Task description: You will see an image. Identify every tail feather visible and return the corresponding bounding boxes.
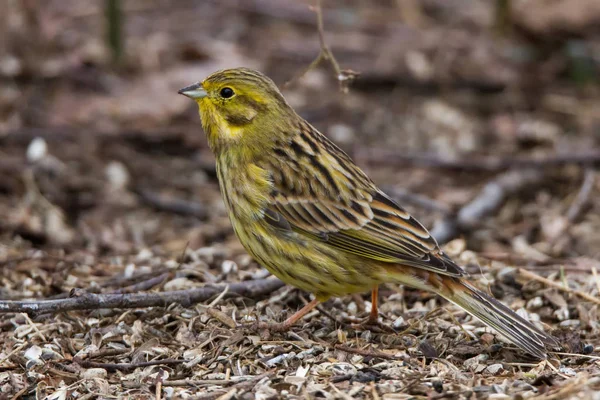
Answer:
[441,280,560,359]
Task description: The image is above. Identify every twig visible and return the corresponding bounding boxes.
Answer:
[592,268,600,298]
[357,149,600,172]
[208,285,229,308]
[84,348,130,359]
[111,272,171,294]
[136,188,207,220]
[0,278,285,315]
[383,186,451,214]
[162,376,262,387]
[74,357,183,372]
[335,344,404,361]
[22,313,46,341]
[518,268,600,305]
[566,168,596,222]
[10,385,31,400]
[192,372,273,400]
[285,0,358,91]
[431,169,546,243]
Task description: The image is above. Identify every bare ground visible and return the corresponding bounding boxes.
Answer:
[1,1,600,398]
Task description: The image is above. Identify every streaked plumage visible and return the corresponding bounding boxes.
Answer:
[179,68,560,359]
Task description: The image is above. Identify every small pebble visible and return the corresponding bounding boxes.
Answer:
[485,364,504,375]
[526,297,543,310]
[81,368,108,380]
[27,138,47,162]
[105,161,130,190]
[583,344,594,354]
[24,345,42,361]
[392,316,405,329]
[135,248,153,262]
[558,366,577,376]
[221,260,237,275]
[559,319,580,328]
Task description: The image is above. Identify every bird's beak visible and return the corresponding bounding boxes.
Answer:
[178,82,207,100]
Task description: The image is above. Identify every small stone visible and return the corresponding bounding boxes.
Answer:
[485,363,504,375]
[24,345,43,361]
[221,260,237,275]
[480,332,495,346]
[554,307,570,321]
[392,316,405,329]
[26,138,47,163]
[497,267,517,283]
[105,161,130,190]
[559,319,581,328]
[41,348,62,360]
[346,302,357,315]
[81,368,108,379]
[164,277,197,291]
[559,366,576,376]
[527,297,543,310]
[135,248,153,262]
[465,354,488,371]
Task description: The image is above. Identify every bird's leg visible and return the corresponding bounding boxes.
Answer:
[260,298,320,332]
[345,286,393,333]
[368,286,379,324]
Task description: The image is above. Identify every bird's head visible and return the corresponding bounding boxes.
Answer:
[179,68,294,153]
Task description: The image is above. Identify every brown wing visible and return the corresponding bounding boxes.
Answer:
[263,121,465,277]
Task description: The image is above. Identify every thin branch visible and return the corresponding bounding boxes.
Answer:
[314,0,342,77]
[335,344,405,361]
[383,186,451,214]
[566,168,596,222]
[518,268,600,306]
[111,272,171,294]
[0,278,285,315]
[135,188,207,220]
[192,372,274,400]
[431,169,546,244]
[74,357,183,372]
[357,149,600,172]
[285,0,358,91]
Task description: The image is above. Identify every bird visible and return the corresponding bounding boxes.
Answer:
[178,67,559,359]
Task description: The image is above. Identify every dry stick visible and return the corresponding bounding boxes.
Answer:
[565,168,596,222]
[431,168,546,244]
[548,168,596,247]
[162,376,266,388]
[135,188,207,220]
[383,186,451,214]
[518,268,600,306]
[335,344,405,361]
[358,148,600,172]
[74,357,184,372]
[0,278,285,315]
[284,0,357,91]
[192,372,273,400]
[112,272,171,294]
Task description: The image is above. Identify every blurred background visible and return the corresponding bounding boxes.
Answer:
[1,0,598,259]
[1,0,600,397]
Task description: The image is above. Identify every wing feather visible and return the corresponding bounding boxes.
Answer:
[263,121,465,277]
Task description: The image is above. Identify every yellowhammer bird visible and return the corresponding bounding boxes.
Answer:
[179,67,559,358]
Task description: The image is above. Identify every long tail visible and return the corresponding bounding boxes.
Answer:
[440,279,560,359]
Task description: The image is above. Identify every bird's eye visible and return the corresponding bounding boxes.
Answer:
[220,87,235,98]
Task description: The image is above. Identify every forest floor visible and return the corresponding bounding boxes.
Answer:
[1,1,600,398]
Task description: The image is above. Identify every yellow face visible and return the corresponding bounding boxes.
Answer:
[179,68,292,150]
